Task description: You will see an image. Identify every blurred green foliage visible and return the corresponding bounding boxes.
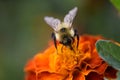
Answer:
[0,0,120,80]
[111,0,120,11]
[96,40,120,70]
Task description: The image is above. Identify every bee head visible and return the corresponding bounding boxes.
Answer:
[60,28,67,33]
[59,27,71,38]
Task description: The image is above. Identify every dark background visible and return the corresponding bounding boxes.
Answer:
[0,0,120,80]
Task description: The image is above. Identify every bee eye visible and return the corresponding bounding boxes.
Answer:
[60,28,66,32]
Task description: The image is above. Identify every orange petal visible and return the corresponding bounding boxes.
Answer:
[86,72,104,80]
[72,70,85,80]
[24,45,56,73]
[24,35,118,80]
[104,66,118,79]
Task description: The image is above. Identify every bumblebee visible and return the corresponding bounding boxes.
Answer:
[44,7,79,50]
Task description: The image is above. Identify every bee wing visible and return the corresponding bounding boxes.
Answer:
[64,7,78,27]
[44,16,61,31]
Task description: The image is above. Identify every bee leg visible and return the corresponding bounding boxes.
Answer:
[61,46,64,53]
[51,32,57,49]
[69,45,73,50]
[69,45,75,53]
[76,34,79,48]
[74,29,79,48]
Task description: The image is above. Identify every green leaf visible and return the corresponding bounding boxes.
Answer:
[96,40,120,70]
[111,0,120,11]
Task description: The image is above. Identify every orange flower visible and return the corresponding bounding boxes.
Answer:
[24,35,117,80]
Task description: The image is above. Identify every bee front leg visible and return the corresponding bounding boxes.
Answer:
[76,34,79,48]
[74,29,79,48]
[51,32,57,49]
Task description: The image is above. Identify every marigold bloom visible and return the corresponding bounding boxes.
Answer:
[24,35,117,80]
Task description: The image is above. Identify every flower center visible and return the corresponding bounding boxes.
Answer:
[55,38,83,74]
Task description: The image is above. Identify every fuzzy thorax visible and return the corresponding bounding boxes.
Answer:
[55,22,75,42]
